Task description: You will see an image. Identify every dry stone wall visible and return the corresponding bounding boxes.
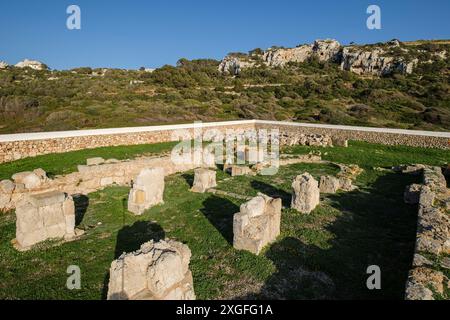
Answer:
[1,120,448,165]
[404,165,450,300]
[256,122,450,149]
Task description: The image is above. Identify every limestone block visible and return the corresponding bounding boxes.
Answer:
[233,194,281,255]
[319,176,340,194]
[0,180,15,211]
[86,157,105,166]
[15,191,75,250]
[230,165,254,177]
[332,137,348,147]
[404,184,422,204]
[128,168,165,215]
[338,177,356,191]
[12,171,42,189]
[190,169,217,193]
[291,173,320,214]
[107,240,195,300]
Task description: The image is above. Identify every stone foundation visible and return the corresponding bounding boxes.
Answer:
[404,165,450,300]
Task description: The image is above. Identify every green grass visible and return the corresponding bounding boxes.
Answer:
[0,141,448,299]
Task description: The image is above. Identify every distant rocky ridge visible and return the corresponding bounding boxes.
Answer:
[218,39,439,76]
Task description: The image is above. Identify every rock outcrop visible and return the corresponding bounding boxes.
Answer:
[14,191,75,250]
[291,173,320,214]
[107,240,196,300]
[15,59,47,70]
[340,46,418,76]
[0,61,8,69]
[219,39,430,76]
[233,193,281,255]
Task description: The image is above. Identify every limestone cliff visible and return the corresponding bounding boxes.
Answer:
[219,39,442,76]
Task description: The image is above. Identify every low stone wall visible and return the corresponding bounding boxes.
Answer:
[256,121,450,149]
[404,166,450,300]
[1,120,449,164]
[0,121,255,163]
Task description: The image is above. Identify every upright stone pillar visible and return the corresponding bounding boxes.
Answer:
[128,168,165,215]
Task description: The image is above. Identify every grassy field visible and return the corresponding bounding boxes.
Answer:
[0,141,448,299]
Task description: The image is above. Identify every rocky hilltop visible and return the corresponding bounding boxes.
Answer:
[219,39,444,76]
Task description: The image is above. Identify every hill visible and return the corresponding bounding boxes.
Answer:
[0,39,449,134]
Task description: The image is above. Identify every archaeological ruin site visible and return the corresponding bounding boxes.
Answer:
[0,120,449,300]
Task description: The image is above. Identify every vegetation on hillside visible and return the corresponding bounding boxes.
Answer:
[0,41,449,134]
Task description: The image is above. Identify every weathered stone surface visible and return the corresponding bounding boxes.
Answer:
[12,171,43,189]
[86,157,105,166]
[107,239,195,300]
[319,176,340,194]
[280,133,332,147]
[233,194,281,255]
[341,46,418,76]
[412,254,433,267]
[15,191,75,250]
[0,179,15,194]
[423,166,447,193]
[332,137,348,147]
[190,169,217,193]
[404,184,422,204]
[405,282,434,300]
[128,168,165,215]
[405,164,450,299]
[291,173,320,214]
[230,165,254,177]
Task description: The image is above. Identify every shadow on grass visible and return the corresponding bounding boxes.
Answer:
[200,195,239,245]
[114,221,165,259]
[181,173,194,188]
[250,180,291,207]
[234,172,419,300]
[101,221,166,299]
[73,194,89,226]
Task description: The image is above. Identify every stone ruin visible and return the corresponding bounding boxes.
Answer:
[233,193,281,255]
[14,191,75,250]
[319,176,340,194]
[279,132,333,147]
[128,168,165,215]
[404,165,450,300]
[190,168,217,193]
[107,239,195,300]
[0,153,198,213]
[291,173,320,214]
[318,164,363,194]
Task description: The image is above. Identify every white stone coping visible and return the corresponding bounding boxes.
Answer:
[0,120,255,142]
[0,119,449,143]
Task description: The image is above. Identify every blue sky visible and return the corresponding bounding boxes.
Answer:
[0,0,449,70]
